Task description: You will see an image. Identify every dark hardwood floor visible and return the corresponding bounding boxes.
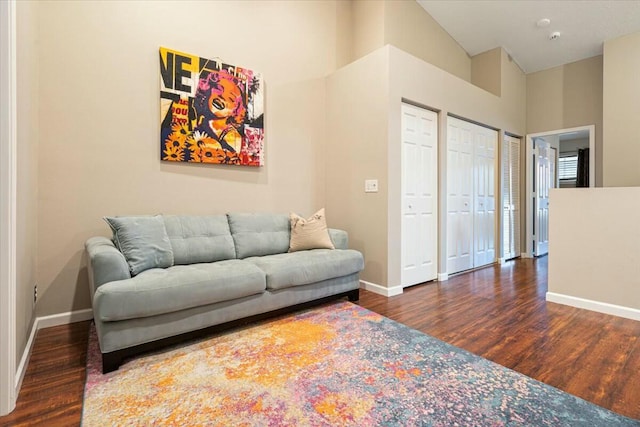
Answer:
[0,319,90,427]
[1,256,639,425]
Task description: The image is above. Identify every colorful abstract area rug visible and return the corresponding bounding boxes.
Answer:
[82,302,639,426]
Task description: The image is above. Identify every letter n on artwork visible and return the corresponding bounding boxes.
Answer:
[159,47,265,166]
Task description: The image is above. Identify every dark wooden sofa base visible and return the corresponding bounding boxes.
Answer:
[101,288,359,374]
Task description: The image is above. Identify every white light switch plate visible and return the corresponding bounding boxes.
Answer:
[365,179,379,193]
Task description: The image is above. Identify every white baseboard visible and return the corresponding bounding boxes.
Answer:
[14,319,37,392]
[36,308,93,330]
[521,252,533,259]
[437,273,448,281]
[546,292,640,321]
[360,280,403,297]
[14,308,94,394]
[498,257,506,264]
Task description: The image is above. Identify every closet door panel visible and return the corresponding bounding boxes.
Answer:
[473,126,497,268]
[401,103,438,287]
[511,138,520,258]
[535,139,551,256]
[447,116,497,274]
[446,117,473,274]
[502,135,521,260]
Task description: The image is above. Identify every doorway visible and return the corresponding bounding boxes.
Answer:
[524,125,595,257]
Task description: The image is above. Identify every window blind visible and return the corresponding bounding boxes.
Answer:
[558,155,578,180]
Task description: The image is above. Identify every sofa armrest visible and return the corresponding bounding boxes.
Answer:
[328,228,349,250]
[85,236,131,297]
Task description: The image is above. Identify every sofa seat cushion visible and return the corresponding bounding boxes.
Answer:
[245,249,364,290]
[94,260,266,322]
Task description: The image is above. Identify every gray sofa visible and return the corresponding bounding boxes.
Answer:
[86,213,364,373]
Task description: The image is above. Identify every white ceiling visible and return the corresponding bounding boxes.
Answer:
[417,0,640,74]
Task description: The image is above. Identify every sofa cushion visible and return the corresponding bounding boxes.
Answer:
[227,213,290,259]
[245,249,364,290]
[288,208,335,252]
[163,215,236,264]
[328,229,348,250]
[104,215,174,276]
[94,260,266,321]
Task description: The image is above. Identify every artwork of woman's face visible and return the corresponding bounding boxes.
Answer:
[207,76,243,120]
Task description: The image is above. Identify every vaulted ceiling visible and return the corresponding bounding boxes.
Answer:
[417,0,640,73]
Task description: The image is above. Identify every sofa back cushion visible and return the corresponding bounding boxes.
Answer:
[163,215,236,264]
[104,215,174,276]
[227,213,290,259]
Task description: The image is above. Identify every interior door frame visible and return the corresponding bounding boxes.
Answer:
[0,0,17,416]
[524,125,595,258]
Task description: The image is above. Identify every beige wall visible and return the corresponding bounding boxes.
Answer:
[526,66,564,134]
[383,0,470,82]
[35,0,342,316]
[471,48,501,96]
[548,187,640,313]
[526,56,603,187]
[351,1,470,82]
[336,0,354,69]
[603,32,640,187]
[501,50,527,127]
[564,56,603,188]
[352,0,384,61]
[16,0,38,362]
[326,45,525,289]
[326,49,390,287]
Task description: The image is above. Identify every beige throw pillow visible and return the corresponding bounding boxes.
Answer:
[288,208,335,252]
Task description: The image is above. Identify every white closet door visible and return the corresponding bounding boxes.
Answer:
[535,139,551,256]
[446,117,473,274]
[447,116,497,274]
[511,138,521,259]
[502,137,512,259]
[502,135,520,260]
[401,103,438,287]
[473,126,497,267]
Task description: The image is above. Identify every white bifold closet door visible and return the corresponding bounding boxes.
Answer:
[502,135,521,260]
[446,118,473,273]
[447,116,497,275]
[400,103,438,287]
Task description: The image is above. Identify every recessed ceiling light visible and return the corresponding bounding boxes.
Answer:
[536,18,551,28]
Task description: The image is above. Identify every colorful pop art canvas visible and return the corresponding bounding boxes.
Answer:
[159,47,264,166]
